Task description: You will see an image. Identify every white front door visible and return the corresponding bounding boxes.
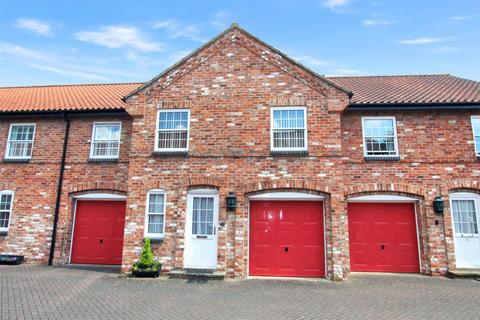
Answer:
[183,189,219,269]
[450,193,480,268]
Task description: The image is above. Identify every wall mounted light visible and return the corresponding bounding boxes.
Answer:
[433,196,444,214]
[226,192,237,211]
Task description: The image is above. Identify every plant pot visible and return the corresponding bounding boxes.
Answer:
[132,267,161,278]
[0,255,24,265]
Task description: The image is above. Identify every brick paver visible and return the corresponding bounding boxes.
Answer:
[1,265,479,320]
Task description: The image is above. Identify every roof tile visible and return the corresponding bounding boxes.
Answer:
[328,74,480,105]
[0,83,141,112]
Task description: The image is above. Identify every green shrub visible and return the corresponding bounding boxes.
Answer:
[132,238,161,272]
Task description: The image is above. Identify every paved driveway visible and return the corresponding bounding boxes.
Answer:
[1,265,479,320]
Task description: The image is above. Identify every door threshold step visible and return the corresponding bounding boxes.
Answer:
[168,270,226,280]
[447,269,480,278]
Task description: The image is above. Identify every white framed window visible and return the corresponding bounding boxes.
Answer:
[0,190,14,233]
[144,190,166,239]
[270,107,307,151]
[450,193,480,236]
[362,116,399,157]
[155,110,190,152]
[471,116,480,157]
[5,124,35,160]
[89,122,121,159]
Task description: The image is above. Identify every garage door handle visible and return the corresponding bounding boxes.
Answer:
[380,244,384,250]
[284,247,288,252]
[99,239,103,244]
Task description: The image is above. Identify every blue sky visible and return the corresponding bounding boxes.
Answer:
[1,0,479,86]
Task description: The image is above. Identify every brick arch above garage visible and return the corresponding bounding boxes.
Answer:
[66,181,128,195]
[242,179,334,195]
[345,183,426,200]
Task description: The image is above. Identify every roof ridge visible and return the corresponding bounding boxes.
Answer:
[0,82,143,89]
[327,74,451,79]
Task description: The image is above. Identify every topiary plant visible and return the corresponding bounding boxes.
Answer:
[132,238,161,275]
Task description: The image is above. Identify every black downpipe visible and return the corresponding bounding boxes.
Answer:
[48,113,70,265]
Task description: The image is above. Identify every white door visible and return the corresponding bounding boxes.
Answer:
[450,193,480,268]
[183,189,219,269]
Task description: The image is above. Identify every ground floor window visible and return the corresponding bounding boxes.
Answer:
[0,190,14,233]
[144,190,166,239]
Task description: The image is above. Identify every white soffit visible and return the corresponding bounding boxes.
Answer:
[249,192,324,201]
[74,193,127,200]
[348,195,417,202]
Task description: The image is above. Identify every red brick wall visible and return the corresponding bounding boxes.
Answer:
[2,27,479,281]
[121,28,351,279]
[0,117,64,263]
[0,115,131,264]
[342,110,480,275]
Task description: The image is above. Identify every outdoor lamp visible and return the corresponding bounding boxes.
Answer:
[433,196,444,214]
[226,192,237,210]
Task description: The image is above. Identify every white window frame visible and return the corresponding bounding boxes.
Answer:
[155,109,190,152]
[270,106,308,152]
[471,116,480,157]
[361,116,399,158]
[89,121,122,160]
[0,190,14,233]
[449,192,480,237]
[5,123,36,160]
[144,189,167,239]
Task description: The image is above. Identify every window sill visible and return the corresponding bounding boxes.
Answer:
[270,150,309,156]
[145,236,164,243]
[364,156,400,161]
[88,158,119,163]
[2,158,30,163]
[152,151,189,157]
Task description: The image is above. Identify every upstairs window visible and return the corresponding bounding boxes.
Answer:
[6,124,35,160]
[0,190,14,233]
[156,110,190,152]
[145,190,166,239]
[271,107,307,151]
[90,122,121,159]
[471,116,480,157]
[362,117,399,157]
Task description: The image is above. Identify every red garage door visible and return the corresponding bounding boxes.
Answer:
[348,202,419,273]
[249,201,325,277]
[71,200,126,265]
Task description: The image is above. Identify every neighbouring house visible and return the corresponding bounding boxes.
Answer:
[1,24,480,280]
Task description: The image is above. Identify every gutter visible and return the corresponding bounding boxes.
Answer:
[0,109,128,118]
[48,113,70,266]
[346,102,480,111]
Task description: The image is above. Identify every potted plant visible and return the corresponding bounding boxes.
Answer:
[131,238,162,278]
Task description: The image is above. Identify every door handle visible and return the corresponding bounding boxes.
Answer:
[380,244,385,250]
[99,239,103,244]
[284,247,288,252]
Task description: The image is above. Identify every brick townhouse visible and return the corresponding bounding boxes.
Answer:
[1,24,479,280]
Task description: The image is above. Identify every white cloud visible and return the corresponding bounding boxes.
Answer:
[450,15,476,21]
[75,25,164,52]
[212,11,231,29]
[0,43,51,60]
[323,0,351,9]
[362,19,395,26]
[293,55,329,67]
[15,18,53,37]
[152,19,203,41]
[30,64,109,80]
[399,37,444,45]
